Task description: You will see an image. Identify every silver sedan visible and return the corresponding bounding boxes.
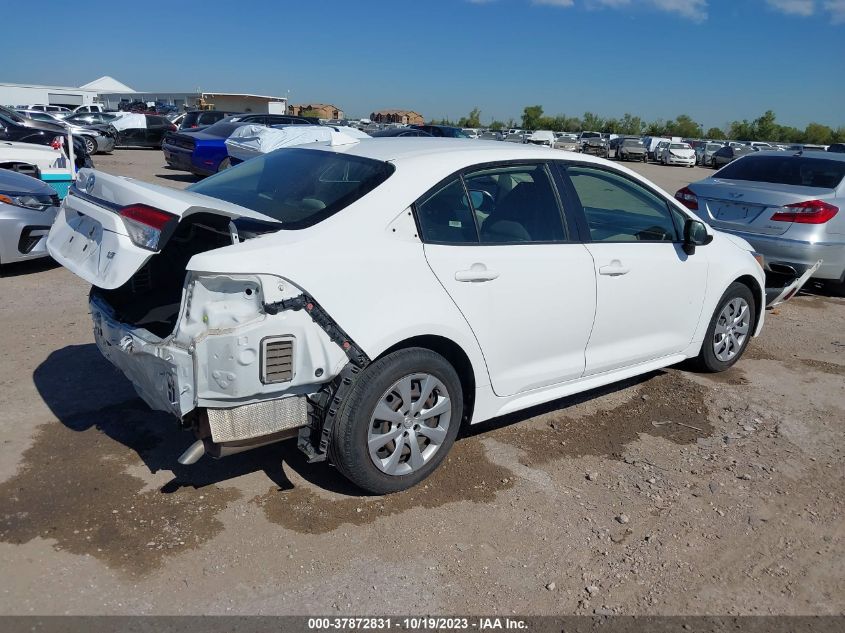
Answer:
[0,169,59,265]
[677,151,845,293]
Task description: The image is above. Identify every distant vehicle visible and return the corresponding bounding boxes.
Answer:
[503,132,526,143]
[370,128,433,137]
[25,104,70,113]
[72,104,107,114]
[710,145,756,168]
[659,142,696,167]
[643,136,671,160]
[653,140,670,161]
[829,143,845,153]
[0,168,59,265]
[462,128,480,139]
[16,110,116,154]
[179,110,242,130]
[680,151,845,294]
[163,121,256,176]
[411,125,470,138]
[552,135,578,151]
[744,141,778,151]
[62,112,120,126]
[578,131,608,157]
[0,106,91,170]
[696,142,725,167]
[524,130,555,147]
[230,114,315,127]
[611,137,647,162]
[478,130,503,141]
[113,114,176,149]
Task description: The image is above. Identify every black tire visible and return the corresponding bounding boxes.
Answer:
[823,277,845,297]
[329,348,463,494]
[694,282,756,373]
[82,136,97,155]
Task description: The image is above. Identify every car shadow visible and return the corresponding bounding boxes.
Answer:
[33,344,667,499]
[0,257,60,277]
[155,173,201,184]
[32,343,366,496]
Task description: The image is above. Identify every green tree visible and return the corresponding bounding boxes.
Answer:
[458,107,482,128]
[645,120,666,136]
[522,105,544,130]
[582,111,604,132]
[754,110,778,141]
[666,114,702,138]
[706,127,726,140]
[489,120,505,130]
[803,122,834,145]
[619,113,645,135]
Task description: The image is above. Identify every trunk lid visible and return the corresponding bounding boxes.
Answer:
[47,168,279,289]
[689,178,837,236]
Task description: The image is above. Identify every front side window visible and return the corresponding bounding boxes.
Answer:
[464,164,566,243]
[565,166,679,242]
[187,148,394,229]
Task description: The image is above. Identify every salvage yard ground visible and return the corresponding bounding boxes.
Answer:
[0,149,842,615]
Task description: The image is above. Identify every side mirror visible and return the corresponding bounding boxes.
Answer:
[683,218,712,255]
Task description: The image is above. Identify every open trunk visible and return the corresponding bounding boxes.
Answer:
[47,169,281,338]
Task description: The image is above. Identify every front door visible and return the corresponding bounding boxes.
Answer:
[559,164,708,376]
[418,162,596,397]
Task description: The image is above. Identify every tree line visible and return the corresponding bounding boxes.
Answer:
[429,106,845,145]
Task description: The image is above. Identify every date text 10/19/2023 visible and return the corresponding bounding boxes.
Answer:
[307,617,529,630]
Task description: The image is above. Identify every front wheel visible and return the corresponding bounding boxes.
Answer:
[329,348,463,494]
[694,282,755,372]
[82,136,97,155]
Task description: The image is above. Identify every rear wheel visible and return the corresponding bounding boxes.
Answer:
[695,282,755,372]
[329,348,463,494]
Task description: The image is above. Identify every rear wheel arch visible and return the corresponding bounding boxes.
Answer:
[376,335,476,426]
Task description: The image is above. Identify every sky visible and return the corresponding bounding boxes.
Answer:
[2,0,843,130]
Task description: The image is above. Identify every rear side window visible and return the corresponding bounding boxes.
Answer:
[464,164,566,243]
[187,148,394,229]
[565,166,679,242]
[416,179,478,244]
[716,155,845,188]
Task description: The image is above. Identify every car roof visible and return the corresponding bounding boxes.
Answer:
[303,138,609,167]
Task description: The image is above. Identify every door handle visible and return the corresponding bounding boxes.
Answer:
[598,260,630,276]
[455,263,499,283]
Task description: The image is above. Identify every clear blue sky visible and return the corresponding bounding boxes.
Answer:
[3,0,843,129]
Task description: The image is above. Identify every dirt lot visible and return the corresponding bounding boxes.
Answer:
[0,149,843,615]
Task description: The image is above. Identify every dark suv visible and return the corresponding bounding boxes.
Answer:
[179,110,242,130]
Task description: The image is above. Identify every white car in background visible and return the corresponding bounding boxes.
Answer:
[47,139,765,494]
[524,130,555,146]
[660,142,696,167]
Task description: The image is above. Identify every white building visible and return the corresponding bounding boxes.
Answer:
[1,76,287,114]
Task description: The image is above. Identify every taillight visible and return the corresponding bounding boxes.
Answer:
[675,186,698,210]
[119,204,178,251]
[770,200,838,224]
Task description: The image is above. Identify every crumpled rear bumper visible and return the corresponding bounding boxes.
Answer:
[90,293,195,418]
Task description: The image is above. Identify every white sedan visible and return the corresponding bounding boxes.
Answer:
[660,142,696,167]
[47,139,765,493]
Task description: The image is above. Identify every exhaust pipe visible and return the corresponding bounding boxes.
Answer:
[177,428,299,465]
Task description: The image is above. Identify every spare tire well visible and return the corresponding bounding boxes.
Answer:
[378,335,475,426]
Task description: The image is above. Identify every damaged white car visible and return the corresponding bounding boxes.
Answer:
[47,139,766,493]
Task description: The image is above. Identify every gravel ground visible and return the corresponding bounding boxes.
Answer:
[0,149,842,615]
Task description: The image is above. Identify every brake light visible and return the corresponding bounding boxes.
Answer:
[770,200,838,224]
[674,186,698,210]
[119,204,177,251]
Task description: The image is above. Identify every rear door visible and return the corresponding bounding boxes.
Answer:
[558,163,708,375]
[418,162,596,397]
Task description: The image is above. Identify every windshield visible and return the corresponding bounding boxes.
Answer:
[0,105,25,122]
[581,132,600,139]
[187,148,395,229]
[622,139,643,147]
[200,122,244,137]
[715,155,845,188]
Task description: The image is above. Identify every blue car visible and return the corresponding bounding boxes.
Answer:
[162,114,318,177]
[162,121,247,176]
